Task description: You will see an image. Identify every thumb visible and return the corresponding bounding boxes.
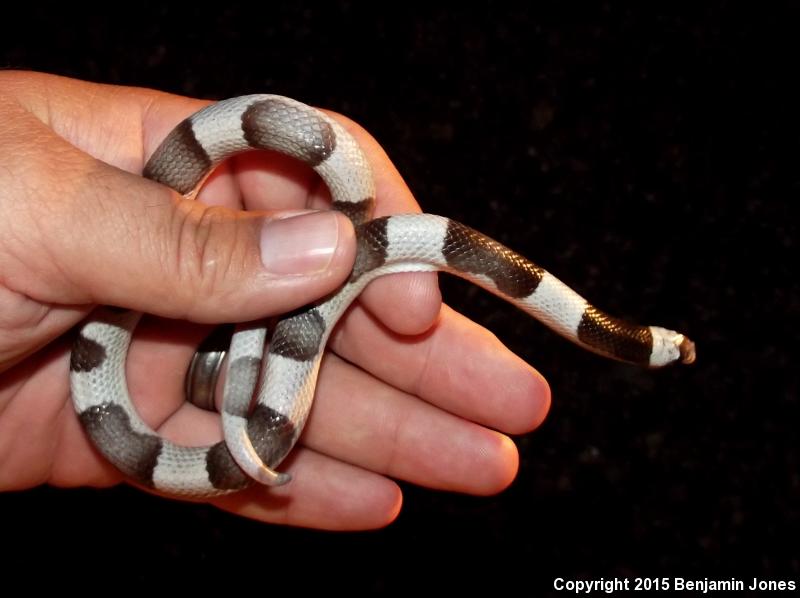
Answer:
[36,157,357,323]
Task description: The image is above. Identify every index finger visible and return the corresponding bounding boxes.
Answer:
[223,106,444,336]
[324,110,443,336]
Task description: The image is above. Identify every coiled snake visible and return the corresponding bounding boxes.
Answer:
[69,95,695,497]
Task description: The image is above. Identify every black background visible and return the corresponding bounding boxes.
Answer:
[2,3,797,593]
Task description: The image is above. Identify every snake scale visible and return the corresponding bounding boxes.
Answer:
[69,95,695,497]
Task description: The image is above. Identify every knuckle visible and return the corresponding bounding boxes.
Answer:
[170,202,248,316]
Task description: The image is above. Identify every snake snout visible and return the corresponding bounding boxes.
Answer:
[678,335,696,365]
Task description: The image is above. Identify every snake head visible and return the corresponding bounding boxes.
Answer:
[649,327,697,367]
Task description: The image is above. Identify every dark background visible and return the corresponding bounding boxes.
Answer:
[2,3,797,593]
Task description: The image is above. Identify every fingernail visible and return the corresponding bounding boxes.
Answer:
[260,211,342,275]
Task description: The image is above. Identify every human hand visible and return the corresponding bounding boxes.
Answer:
[0,71,550,529]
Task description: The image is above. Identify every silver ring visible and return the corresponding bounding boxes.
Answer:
[184,325,233,411]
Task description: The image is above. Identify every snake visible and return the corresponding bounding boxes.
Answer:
[69,94,696,497]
